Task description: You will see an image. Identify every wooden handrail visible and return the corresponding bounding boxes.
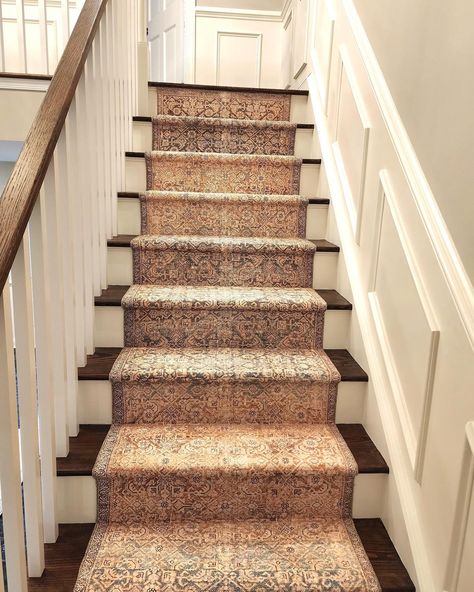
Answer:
[0,0,109,292]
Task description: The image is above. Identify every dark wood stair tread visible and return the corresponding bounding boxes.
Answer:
[326,349,368,382]
[95,285,351,311]
[148,81,309,96]
[79,347,366,382]
[117,191,329,204]
[108,235,338,251]
[26,519,415,591]
[56,423,388,476]
[125,151,320,164]
[132,115,314,130]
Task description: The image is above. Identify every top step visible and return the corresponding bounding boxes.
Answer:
[149,81,309,96]
[151,82,305,122]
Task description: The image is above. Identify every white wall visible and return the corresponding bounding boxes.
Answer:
[0,161,14,192]
[194,4,283,87]
[196,0,284,9]
[309,1,474,589]
[353,0,474,283]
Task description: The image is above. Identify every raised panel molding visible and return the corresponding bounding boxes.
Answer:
[311,0,335,114]
[216,31,262,87]
[444,422,474,591]
[369,170,440,482]
[332,45,370,243]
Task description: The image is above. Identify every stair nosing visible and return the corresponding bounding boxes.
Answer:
[56,422,388,477]
[95,285,352,311]
[117,191,329,204]
[78,347,367,383]
[132,115,314,130]
[125,150,320,165]
[107,234,338,251]
[148,81,309,96]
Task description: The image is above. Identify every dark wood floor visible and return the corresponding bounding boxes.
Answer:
[26,520,415,591]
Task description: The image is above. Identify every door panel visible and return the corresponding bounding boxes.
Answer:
[148,0,184,82]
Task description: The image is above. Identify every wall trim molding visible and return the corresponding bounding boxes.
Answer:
[443,421,474,592]
[343,0,474,350]
[195,6,283,22]
[215,31,262,87]
[0,77,50,92]
[308,62,434,591]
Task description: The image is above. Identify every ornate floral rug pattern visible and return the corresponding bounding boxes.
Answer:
[74,86,381,591]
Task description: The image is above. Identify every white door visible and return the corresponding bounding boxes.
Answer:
[148,0,185,82]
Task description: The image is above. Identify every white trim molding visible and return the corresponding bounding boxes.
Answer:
[0,76,50,92]
[195,7,282,22]
[342,0,474,349]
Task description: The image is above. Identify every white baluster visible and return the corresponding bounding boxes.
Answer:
[106,2,119,236]
[115,0,126,190]
[61,0,70,53]
[11,232,45,578]
[15,0,27,72]
[65,102,87,367]
[29,198,59,545]
[54,130,79,437]
[0,2,6,72]
[41,166,69,457]
[84,55,103,294]
[0,285,28,591]
[98,16,113,240]
[75,76,95,354]
[38,0,49,74]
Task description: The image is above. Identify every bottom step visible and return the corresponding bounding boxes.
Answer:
[27,520,415,592]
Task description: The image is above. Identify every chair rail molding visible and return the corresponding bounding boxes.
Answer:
[307,0,474,589]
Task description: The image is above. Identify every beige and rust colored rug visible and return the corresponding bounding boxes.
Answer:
[74,86,381,591]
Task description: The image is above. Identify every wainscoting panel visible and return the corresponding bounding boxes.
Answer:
[332,46,370,242]
[369,173,439,475]
[312,0,335,113]
[216,32,262,87]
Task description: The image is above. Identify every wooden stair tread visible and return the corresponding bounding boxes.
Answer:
[26,519,415,591]
[95,285,351,310]
[125,150,321,164]
[326,349,368,382]
[117,191,329,204]
[132,115,314,130]
[79,347,366,382]
[56,423,388,477]
[107,234,339,251]
[148,81,309,96]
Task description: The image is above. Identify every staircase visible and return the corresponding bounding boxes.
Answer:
[24,83,413,592]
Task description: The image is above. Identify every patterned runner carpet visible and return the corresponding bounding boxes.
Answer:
[74,87,381,591]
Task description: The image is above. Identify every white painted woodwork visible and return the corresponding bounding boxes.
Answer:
[291,0,309,79]
[29,199,59,545]
[124,155,320,197]
[308,0,474,586]
[306,204,328,239]
[11,234,45,577]
[148,0,184,83]
[0,287,28,591]
[57,472,385,524]
[106,244,338,289]
[42,165,69,458]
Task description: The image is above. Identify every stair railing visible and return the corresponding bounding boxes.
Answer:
[0,0,146,588]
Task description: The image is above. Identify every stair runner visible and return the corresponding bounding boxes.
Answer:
[75,87,381,591]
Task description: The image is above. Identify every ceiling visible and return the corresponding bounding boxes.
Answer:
[195,0,285,11]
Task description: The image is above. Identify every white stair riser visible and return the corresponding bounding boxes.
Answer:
[107,246,338,290]
[147,90,312,124]
[125,157,320,198]
[78,378,367,425]
[117,198,328,240]
[132,121,319,160]
[57,472,384,523]
[94,306,350,350]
